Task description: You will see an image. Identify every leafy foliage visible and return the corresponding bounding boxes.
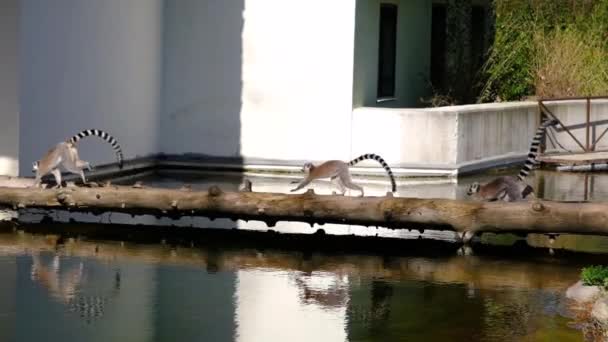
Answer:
[479,0,608,102]
[581,265,608,288]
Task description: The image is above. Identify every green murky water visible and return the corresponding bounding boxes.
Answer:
[0,232,593,342]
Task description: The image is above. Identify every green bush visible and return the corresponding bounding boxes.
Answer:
[479,0,608,102]
[581,265,608,288]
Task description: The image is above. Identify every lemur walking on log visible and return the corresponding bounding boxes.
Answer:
[467,117,558,202]
[32,129,124,188]
[290,153,396,197]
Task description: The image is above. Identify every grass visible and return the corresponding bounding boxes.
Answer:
[533,29,608,99]
[581,265,608,288]
[479,0,608,102]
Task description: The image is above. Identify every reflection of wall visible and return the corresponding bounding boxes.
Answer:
[0,0,19,176]
[155,265,236,341]
[236,270,348,342]
[0,253,16,341]
[536,170,608,202]
[19,0,163,176]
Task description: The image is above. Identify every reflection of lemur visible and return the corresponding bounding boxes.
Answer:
[293,273,348,308]
[290,154,396,196]
[467,118,558,202]
[32,129,124,188]
[30,254,121,323]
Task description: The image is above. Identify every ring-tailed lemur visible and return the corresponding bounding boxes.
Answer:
[32,129,124,188]
[467,117,558,201]
[290,153,396,197]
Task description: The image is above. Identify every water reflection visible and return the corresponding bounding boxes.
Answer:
[30,253,121,323]
[236,270,348,342]
[0,232,590,341]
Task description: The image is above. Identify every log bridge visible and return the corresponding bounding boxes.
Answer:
[0,181,607,239]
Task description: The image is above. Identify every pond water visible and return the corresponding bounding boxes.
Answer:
[4,168,608,341]
[0,232,598,342]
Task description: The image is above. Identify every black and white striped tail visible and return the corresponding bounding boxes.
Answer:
[517,118,558,181]
[69,129,124,168]
[348,153,397,192]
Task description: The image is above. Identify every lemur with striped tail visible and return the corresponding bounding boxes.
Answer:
[467,117,558,202]
[290,153,396,197]
[32,129,124,188]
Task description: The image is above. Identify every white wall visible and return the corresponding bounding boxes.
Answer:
[351,107,459,167]
[161,0,357,162]
[240,0,356,161]
[0,0,19,176]
[19,0,163,176]
[352,102,539,174]
[353,0,432,108]
[453,102,538,163]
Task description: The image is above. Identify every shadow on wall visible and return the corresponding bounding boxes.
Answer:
[19,0,245,187]
[0,0,19,176]
[20,0,164,175]
[18,0,246,232]
[161,0,244,184]
[160,0,245,234]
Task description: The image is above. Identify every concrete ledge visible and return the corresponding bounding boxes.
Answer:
[39,152,529,184]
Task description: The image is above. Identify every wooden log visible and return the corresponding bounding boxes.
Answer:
[0,183,607,236]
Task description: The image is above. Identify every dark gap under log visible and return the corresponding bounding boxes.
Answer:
[2,221,605,261]
[0,183,606,237]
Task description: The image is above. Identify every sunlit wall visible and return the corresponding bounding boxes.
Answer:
[160,0,357,162]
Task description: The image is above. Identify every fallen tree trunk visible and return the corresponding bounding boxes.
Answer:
[0,184,607,236]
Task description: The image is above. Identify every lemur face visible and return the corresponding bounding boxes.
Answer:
[302,162,314,173]
[467,182,480,195]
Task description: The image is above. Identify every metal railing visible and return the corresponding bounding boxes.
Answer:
[538,95,608,154]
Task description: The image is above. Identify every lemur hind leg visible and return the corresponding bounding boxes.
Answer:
[51,168,63,188]
[331,176,346,195]
[65,159,90,185]
[339,171,364,197]
[75,160,91,184]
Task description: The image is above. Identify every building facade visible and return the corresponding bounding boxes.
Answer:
[2,0,575,179]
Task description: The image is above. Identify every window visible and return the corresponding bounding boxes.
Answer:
[470,5,486,71]
[377,4,398,99]
[430,3,447,91]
